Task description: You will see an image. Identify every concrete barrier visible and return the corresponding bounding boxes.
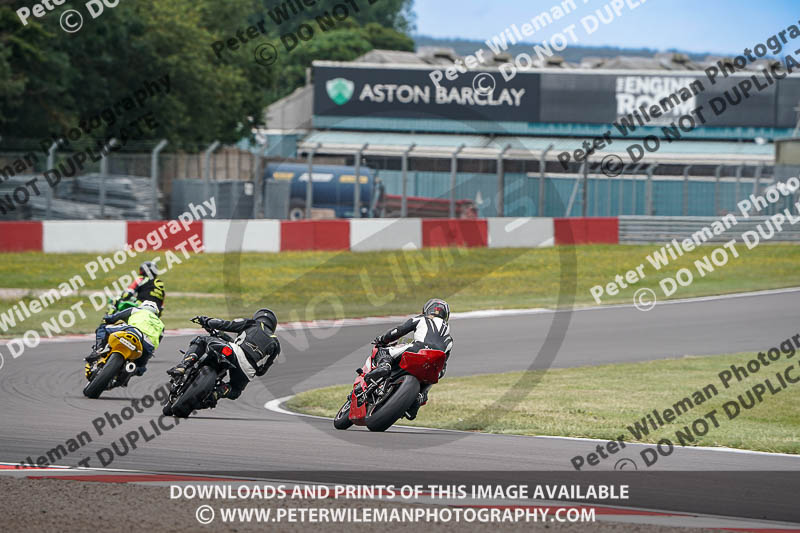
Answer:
[204,220,280,253]
[422,219,488,248]
[0,222,42,252]
[487,217,554,248]
[350,219,422,252]
[280,220,350,251]
[43,221,126,253]
[127,221,203,251]
[1,217,626,252]
[554,217,619,245]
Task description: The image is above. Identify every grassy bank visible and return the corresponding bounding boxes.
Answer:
[1,244,800,336]
[287,351,800,454]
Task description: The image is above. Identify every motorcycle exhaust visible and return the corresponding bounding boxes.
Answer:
[125,361,137,373]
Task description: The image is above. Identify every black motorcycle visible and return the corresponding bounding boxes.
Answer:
[162,318,235,418]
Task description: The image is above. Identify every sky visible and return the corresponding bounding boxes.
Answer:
[412,0,799,56]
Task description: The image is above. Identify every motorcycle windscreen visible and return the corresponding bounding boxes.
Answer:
[399,349,446,384]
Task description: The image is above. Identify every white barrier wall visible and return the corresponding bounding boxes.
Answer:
[203,220,280,253]
[42,221,126,253]
[487,217,554,248]
[350,218,422,252]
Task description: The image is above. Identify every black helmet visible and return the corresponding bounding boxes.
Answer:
[423,298,450,322]
[139,260,159,278]
[254,308,277,331]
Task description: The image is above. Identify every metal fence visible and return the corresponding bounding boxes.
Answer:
[1,136,792,221]
[619,215,800,244]
[0,139,262,220]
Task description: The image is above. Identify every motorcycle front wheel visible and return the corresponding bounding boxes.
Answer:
[365,376,420,432]
[333,398,354,430]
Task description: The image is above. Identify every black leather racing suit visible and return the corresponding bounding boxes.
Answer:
[183,317,280,400]
[126,276,165,312]
[373,314,453,404]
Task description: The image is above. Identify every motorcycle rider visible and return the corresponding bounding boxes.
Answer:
[167,309,281,404]
[87,300,165,380]
[119,260,166,313]
[366,298,453,420]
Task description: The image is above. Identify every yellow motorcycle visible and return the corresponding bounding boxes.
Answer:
[83,329,144,399]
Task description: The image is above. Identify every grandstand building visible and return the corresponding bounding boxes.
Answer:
[265,48,800,218]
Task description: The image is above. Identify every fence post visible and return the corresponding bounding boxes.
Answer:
[401,143,415,218]
[734,164,744,207]
[618,164,629,216]
[496,143,512,217]
[450,144,465,218]
[646,164,658,216]
[99,139,117,219]
[203,141,221,204]
[682,164,693,216]
[150,139,168,219]
[606,162,613,216]
[753,163,763,195]
[581,160,588,217]
[353,143,368,218]
[538,143,554,217]
[254,143,271,219]
[630,163,644,215]
[46,141,62,219]
[306,143,321,219]
[714,165,723,216]
[566,163,584,217]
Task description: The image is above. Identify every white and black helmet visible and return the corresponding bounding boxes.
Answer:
[139,260,159,278]
[423,298,450,322]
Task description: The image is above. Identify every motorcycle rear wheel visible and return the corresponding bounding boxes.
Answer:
[171,366,217,418]
[365,376,420,432]
[83,352,124,399]
[333,398,354,430]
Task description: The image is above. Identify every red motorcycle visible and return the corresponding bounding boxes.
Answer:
[334,343,447,432]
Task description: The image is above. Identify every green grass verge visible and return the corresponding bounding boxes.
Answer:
[1,243,800,337]
[287,352,800,454]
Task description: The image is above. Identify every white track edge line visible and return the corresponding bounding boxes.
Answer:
[265,396,800,459]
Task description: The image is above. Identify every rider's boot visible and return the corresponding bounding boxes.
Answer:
[203,383,231,409]
[364,348,392,381]
[167,353,197,378]
[405,390,429,420]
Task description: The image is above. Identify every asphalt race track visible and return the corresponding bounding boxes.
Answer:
[1,289,799,522]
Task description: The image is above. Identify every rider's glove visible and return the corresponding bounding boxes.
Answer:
[193,315,209,327]
[372,335,385,346]
[102,314,114,323]
[121,289,134,300]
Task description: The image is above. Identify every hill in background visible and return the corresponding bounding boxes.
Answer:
[413,34,711,63]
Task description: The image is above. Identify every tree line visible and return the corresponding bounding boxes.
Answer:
[0,0,415,150]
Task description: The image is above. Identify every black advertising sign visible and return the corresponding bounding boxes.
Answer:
[313,65,796,129]
[313,65,541,123]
